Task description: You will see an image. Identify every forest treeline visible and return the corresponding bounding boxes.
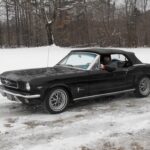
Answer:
[0,0,150,48]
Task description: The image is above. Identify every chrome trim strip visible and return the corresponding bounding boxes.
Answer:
[73,89,135,101]
[0,88,40,99]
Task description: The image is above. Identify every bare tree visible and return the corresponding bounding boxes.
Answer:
[40,0,58,45]
[2,0,11,47]
[0,0,150,48]
[124,0,140,47]
[13,0,20,46]
[141,0,148,46]
[0,21,3,47]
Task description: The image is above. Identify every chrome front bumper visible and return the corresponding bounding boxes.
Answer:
[0,85,40,99]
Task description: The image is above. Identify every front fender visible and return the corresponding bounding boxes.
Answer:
[41,82,73,101]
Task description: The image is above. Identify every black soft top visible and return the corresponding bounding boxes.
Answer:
[72,48,142,65]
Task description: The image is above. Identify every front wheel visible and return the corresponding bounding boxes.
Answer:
[135,77,150,97]
[44,88,69,114]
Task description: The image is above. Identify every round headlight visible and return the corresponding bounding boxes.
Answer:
[26,82,31,91]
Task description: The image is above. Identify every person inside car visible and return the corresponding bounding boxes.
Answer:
[101,55,118,72]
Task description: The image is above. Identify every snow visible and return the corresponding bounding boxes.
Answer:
[0,45,150,73]
[0,45,150,150]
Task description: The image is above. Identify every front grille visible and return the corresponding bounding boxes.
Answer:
[1,78,18,89]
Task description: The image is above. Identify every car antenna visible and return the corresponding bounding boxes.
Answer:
[46,25,54,68]
[47,46,50,68]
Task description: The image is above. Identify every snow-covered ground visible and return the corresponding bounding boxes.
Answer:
[0,46,150,150]
[0,45,71,73]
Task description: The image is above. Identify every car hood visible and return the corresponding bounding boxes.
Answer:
[0,66,85,83]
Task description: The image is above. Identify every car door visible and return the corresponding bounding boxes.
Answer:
[111,54,134,90]
[112,68,132,90]
[88,53,134,96]
[88,68,132,96]
[88,70,116,96]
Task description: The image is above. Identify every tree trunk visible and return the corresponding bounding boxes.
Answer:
[5,0,10,47]
[46,22,54,45]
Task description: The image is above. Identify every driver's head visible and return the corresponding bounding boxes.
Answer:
[103,55,111,65]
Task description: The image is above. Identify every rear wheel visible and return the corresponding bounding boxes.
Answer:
[44,88,69,114]
[135,77,150,97]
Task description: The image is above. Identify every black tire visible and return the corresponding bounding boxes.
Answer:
[135,76,150,97]
[43,88,69,114]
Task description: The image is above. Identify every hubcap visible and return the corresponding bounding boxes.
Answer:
[139,77,150,96]
[49,89,68,111]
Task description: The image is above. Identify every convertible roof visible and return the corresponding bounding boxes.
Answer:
[72,48,142,64]
[72,48,132,55]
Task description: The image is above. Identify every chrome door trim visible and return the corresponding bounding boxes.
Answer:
[73,89,135,101]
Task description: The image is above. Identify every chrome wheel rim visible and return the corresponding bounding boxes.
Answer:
[49,89,68,112]
[139,77,150,96]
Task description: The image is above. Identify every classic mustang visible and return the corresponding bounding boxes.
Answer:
[0,49,150,114]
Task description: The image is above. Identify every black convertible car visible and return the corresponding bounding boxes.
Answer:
[0,48,150,114]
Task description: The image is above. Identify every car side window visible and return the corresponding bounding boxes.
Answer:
[111,54,132,68]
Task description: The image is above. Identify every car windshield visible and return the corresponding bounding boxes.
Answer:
[57,52,97,70]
